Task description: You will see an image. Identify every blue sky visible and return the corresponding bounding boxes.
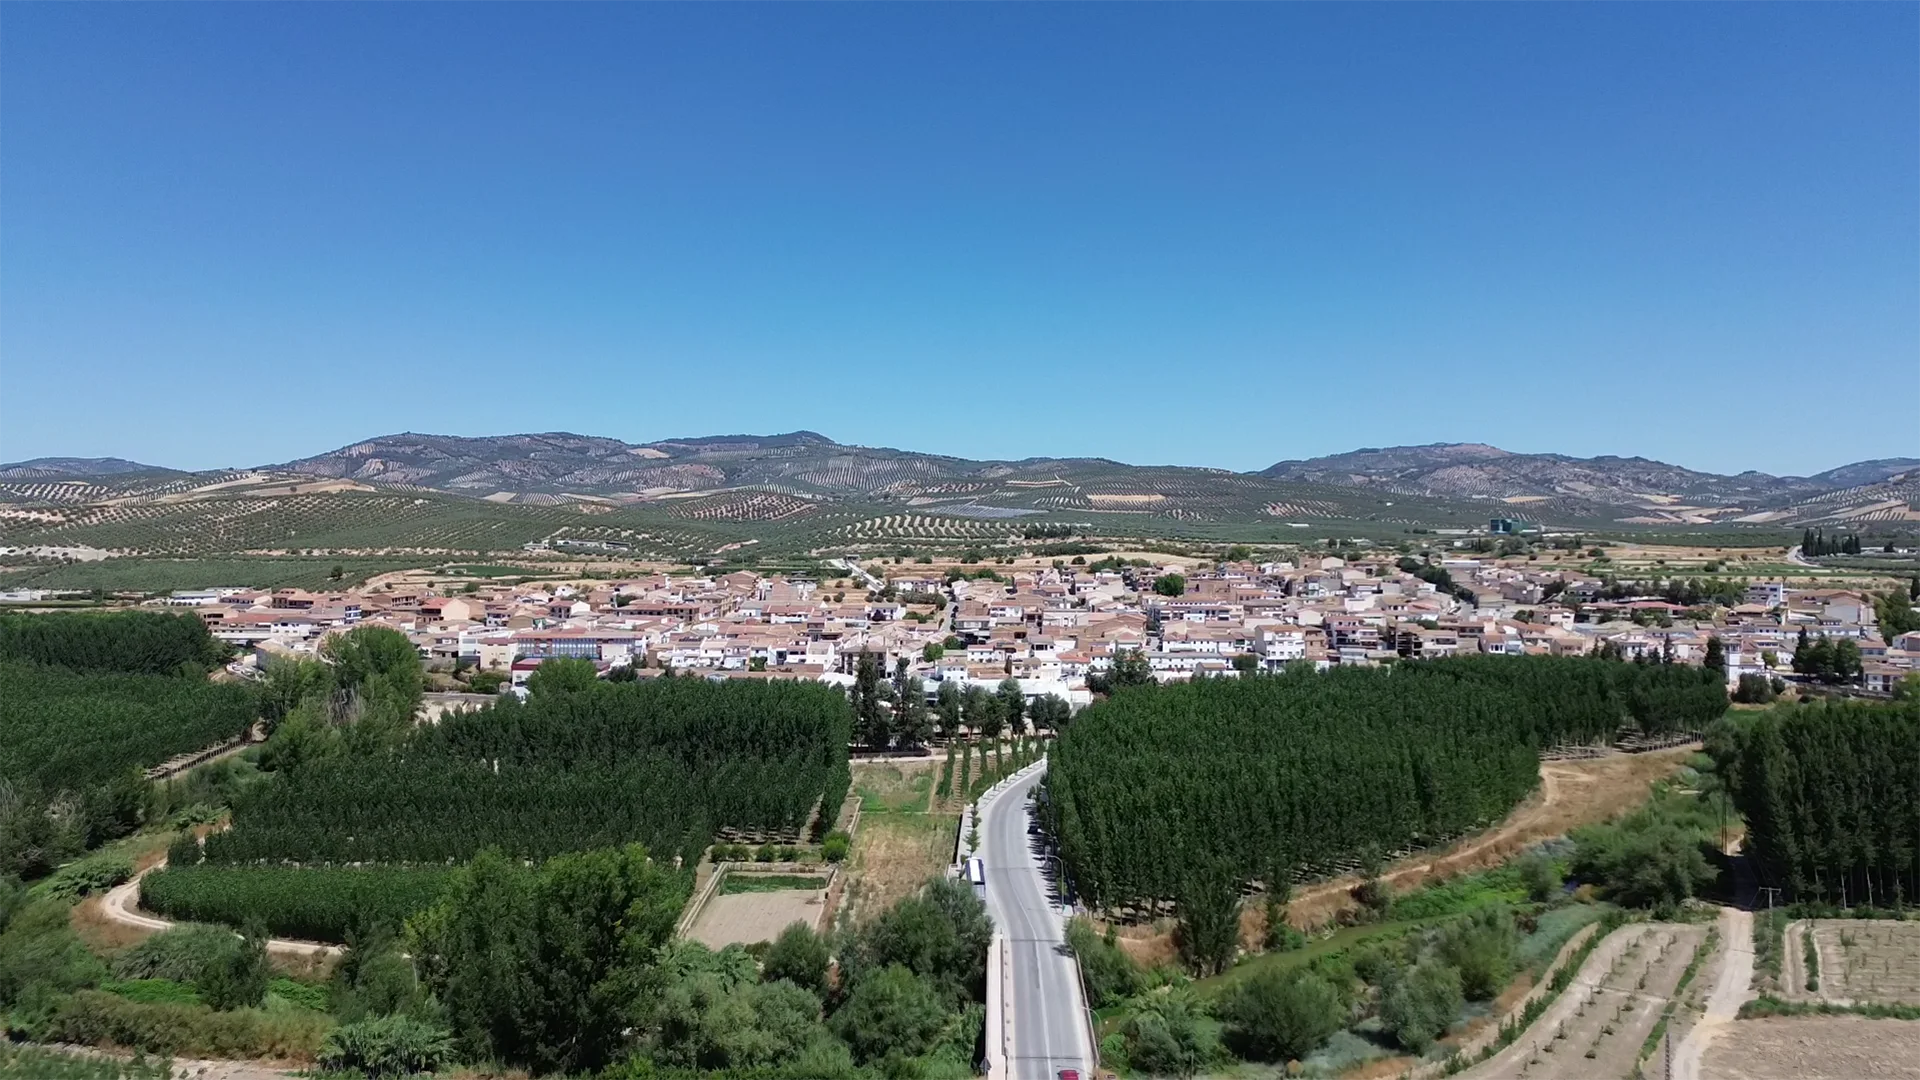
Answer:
[3,3,1914,476]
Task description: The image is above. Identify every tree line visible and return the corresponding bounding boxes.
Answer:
[1713,699,1920,906]
[0,610,229,676]
[1045,657,1728,927]
[220,659,852,870]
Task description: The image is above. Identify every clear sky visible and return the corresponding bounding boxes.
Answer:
[2,3,1915,476]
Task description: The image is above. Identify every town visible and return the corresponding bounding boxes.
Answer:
[110,532,1919,715]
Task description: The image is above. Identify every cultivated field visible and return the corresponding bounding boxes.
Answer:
[1462,923,1707,1080]
[687,885,828,948]
[1700,1016,1920,1080]
[1783,920,1920,1005]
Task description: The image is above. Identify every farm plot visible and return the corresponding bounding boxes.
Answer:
[1462,922,1706,1080]
[1700,1016,1920,1080]
[1785,920,1920,1005]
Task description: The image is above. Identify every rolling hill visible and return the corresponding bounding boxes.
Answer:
[1,435,1914,567]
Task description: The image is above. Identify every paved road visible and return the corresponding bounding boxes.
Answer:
[979,767,1092,1080]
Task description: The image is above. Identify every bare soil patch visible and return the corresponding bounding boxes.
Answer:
[1700,1016,1920,1080]
[689,888,826,948]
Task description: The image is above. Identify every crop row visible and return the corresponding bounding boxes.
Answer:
[142,863,456,943]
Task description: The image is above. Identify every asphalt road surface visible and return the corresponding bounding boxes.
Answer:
[980,767,1093,1080]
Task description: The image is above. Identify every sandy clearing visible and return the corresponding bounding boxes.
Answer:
[689,889,827,948]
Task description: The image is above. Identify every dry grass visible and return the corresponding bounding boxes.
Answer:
[836,812,958,929]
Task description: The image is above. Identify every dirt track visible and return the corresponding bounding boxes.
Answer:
[98,861,342,960]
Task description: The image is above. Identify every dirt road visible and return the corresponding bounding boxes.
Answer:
[1673,906,1754,1080]
[100,861,342,960]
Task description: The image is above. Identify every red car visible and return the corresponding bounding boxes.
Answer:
[1057,1071,1080,1080]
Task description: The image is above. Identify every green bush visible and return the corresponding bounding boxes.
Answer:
[1436,906,1519,1001]
[1218,967,1345,1062]
[101,978,203,1006]
[316,1014,455,1078]
[822,832,850,863]
[1120,989,1217,1078]
[0,898,107,1006]
[195,922,269,1011]
[760,922,830,996]
[1065,917,1141,1008]
[269,976,330,1012]
[45,989,332,1059]
[110,924,240,983]
[43,853,134,902]
[0,1043,174,1079]
[1380,958,1463,1053]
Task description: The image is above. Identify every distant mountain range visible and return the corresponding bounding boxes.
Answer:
[3,433,1917,530]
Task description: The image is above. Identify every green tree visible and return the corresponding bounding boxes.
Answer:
[853,654,890,748]
[1703,636,1726,675]
[525,657,598,696]
[1380,959,1463,1053]
[995,678,1027,736]
[197,919,270,1010]
[935,681,963,741]
[1219,967,1344,1062]
[830,964,950,1064]
[760,921,830,997]
[963,684,1001,742]
[1517,853,1562,903]
[1121,989,1214,1078]
[1028,694,1071,732]
[1436,906,1519,1000]
[1153,574,1187,597]
[412,844,683,1075]
[892,675,932,748]
[922,643,945,663]
[1175,861,1241,976]
[1108,647,1155,688]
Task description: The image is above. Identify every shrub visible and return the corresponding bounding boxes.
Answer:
[1518,854,1563,903]
[316,1015,455,1078]
[1065,917,1141,1007]
[760,922,830,996]
[1380,959,1463,1053]
[1219,967,1345,1062]
[1436,906,1519,1000]
[195,922,270,1011]
[46,990,331,1060]
[111,924,241,983]
[43,853,134,902]
[822,832,850,863]
[1121,989,1216,1078]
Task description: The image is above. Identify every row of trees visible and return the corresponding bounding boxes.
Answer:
[1,664,257,878]
[1045,664,1543,916]
[1801,528,1865,557]
[1047,656,1729,924]
[398,846,989,1077]
[224,661,852,869]
[1713,699,1920,905]
[1790,629,1864,684]
[141,862,457,943]
[851,654,1069,749]
[0,610,228,676]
